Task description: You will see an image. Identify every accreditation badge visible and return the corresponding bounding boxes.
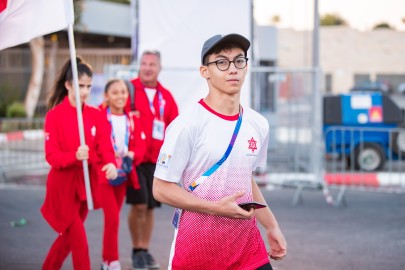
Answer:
[172,208,182,229]
[152,119,165,140]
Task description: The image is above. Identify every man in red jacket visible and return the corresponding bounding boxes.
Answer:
[125,50,179,270]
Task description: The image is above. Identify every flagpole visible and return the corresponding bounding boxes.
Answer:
[67,23,94,210]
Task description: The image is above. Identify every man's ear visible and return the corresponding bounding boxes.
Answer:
[200,66,209,79]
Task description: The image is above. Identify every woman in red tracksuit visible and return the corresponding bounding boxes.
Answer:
[98,79,147,270]
[41,57,118,270]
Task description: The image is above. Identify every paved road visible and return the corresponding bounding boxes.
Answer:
[0,179,405,270]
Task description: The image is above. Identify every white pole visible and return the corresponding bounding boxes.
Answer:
[312,0,330,203]
[130,0,139,65]
[67,23,94,210]
[311,0,320,176]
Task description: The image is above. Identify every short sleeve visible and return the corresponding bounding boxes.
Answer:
[253,127,269,170]
[154,119,192,183]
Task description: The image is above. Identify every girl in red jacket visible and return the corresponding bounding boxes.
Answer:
[99,79,147,270]
[41,57,117,270]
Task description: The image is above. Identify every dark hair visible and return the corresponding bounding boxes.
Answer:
[104,79,124,93]
[203,42,247,65]
[47,57,93,110]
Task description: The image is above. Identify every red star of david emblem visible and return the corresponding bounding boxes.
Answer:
[248,137,257,153]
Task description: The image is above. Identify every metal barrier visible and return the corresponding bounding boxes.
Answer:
[251,67,321,171]
[323,126,405,206]
[250,67,405,207]
[0,118,48,181]
[2,65,403,208]
[250,67,325,205]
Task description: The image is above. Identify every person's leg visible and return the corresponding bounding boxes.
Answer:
[141,163,160,269]
[127,164,149,250]
[140,163,155,249]
[127,164,150,269]
[142,209,154,248]
[101,183,121,263]
[42,203,89,270]
[128,203,148,248]
[42,232,71,270]
[142,163,162,250]
[69,202,90,270]
[127,203,148,270]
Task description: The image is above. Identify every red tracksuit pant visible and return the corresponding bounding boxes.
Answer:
[43,202,90,270]
[100,182,126,263]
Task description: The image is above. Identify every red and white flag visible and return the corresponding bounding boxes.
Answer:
[0,0,74,50]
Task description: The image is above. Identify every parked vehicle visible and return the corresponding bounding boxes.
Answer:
[350,80,391,93]
[323,91,405,171]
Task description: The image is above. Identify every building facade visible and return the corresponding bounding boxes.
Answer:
[278,26,405,93]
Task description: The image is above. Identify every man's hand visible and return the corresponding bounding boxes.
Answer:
[102,163,118,180]
[213,191,255,219]
[266,227,287,260]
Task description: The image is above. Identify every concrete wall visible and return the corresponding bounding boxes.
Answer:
[278,26,405,93]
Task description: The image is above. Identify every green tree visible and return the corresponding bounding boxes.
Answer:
[320,13,347,26]
[373,22,394,30]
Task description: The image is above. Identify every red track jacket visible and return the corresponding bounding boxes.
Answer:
[41,97,115,234]
[125,78,178,163]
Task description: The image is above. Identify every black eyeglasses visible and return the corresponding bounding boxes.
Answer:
[205,57,248,71]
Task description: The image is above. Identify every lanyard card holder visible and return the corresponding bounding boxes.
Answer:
[172,208,182,228]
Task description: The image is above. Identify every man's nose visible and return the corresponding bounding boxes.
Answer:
[228,61,238,72]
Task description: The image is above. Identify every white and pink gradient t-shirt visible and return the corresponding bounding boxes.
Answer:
[154,100,270,270]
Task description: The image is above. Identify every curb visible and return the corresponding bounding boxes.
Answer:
[325,172,405,187]
[256,172,405,188]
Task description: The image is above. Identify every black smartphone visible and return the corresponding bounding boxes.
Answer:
[238,201,267,211]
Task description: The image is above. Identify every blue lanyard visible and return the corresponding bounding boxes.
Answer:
[188,107,243,191]
[148,91,165,120]
[107,107,130,155]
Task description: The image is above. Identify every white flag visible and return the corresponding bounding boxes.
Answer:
[0,0,74,50]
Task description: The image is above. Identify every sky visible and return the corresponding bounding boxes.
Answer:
[254,0,405,31]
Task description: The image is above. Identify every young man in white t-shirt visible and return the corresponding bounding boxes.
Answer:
[153,33,287,270]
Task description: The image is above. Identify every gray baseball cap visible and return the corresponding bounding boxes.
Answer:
[201,33,250,64]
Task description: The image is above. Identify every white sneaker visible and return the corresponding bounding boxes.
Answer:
[101,260,121,270]
[108,261,122,270]
[101,262,109,270]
